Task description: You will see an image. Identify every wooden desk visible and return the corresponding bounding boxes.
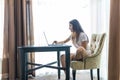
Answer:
[18,45,71,80]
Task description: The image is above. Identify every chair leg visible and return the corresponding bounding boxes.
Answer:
[72,70,76,80]
[90,69,93,80]
[97,68,100,80]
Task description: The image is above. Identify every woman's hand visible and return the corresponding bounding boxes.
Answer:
[77,46,85,52]
[52,40,64,45]
[52,40,58,44]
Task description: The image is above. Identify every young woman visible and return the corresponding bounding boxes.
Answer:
[53,19,91,77]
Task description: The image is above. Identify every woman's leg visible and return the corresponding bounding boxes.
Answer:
[60,53,76,74]
[75,47,88,61]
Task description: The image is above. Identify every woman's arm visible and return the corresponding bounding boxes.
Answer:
[53,36,71,44]
[58,37,70,44]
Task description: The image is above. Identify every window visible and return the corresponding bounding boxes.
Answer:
[32,0,91,75]
[32,0,110,79]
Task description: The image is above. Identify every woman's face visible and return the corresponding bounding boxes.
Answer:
[69,23,73,32]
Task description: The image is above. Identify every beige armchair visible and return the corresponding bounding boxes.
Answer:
[70,33,106,80]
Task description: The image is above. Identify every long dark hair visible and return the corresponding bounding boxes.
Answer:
[69,19,89,42]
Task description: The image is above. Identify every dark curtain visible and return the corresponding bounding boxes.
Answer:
[108,0,120,80]
[2,0,35,79]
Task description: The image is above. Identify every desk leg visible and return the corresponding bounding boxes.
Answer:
[20,50,28,80]
[65,49,70,80]
[25,53,28,80]
[57,51,60,79]
[20,49,26,80]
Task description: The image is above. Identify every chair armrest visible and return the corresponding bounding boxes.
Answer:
[84,53,101,69]
[70,61,84,70]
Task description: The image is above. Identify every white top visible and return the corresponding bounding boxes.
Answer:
[69,32,91,54]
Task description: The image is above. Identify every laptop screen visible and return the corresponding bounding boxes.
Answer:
[43,32,65,46]
[43,32,49,46]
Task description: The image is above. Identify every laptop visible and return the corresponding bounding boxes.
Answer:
[43,32,64,46]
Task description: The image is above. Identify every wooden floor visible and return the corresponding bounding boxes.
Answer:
[28,71,99,80]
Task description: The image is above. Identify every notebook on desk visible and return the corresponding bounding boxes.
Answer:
[43,32,64,46]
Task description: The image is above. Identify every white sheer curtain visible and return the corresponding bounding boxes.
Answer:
[90,0,110,80]
[0,0,4,58]
[0,0,4,78]
[32,0,110,79]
